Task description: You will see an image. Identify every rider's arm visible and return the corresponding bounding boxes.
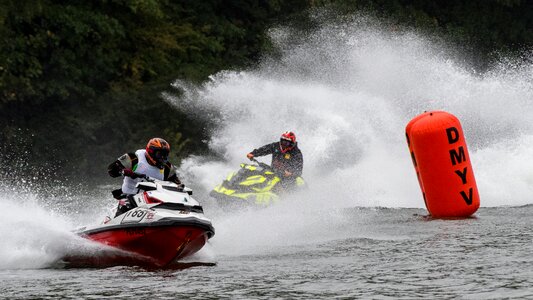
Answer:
[250,142,277,157]
[165,164,182,185]
[107,153,137,177]
[292,150,304,177]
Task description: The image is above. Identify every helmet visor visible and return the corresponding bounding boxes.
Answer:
[280,139,294,148]
[151,148,169,163]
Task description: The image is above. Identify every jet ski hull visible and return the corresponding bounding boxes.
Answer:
[67,180,215,268]
[210,162,305,209]
[79,221,213,267]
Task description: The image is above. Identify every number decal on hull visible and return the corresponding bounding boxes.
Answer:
[121,209,148,224]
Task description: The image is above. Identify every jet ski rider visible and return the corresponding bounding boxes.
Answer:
[246,131,303,189]
[107,137,182,216]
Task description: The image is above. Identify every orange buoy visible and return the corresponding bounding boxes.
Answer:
[406,111,480,217]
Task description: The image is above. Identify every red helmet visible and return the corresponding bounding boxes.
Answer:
[280,131,296,153]
[145,138,170,168]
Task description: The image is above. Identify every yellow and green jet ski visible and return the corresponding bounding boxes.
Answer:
[209,159,305,208]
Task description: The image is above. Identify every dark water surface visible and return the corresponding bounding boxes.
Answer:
[1,206,532,299]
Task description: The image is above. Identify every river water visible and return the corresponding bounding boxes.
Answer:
[1,204,533,299]
[1,12,532,299]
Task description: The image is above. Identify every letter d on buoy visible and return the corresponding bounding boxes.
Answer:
[405,111,480,218]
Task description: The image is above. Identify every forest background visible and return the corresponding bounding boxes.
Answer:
[0,0,531,182]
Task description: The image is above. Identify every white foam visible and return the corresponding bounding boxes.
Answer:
[167,15,532,209]
[0,184,116,269]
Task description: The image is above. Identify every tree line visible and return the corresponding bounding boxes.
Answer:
[0,0,530,181]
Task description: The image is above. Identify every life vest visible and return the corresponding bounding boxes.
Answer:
[121,149,165,194]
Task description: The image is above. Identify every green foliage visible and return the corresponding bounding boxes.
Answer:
[0,0,308,180]
[0,0,530,181]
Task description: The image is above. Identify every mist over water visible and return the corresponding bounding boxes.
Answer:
[0,181,122,269]
[1,14,532,272]
[0,189,83,269]
[167,15,533,209]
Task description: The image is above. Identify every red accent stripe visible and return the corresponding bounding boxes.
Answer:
[143,192,163,204]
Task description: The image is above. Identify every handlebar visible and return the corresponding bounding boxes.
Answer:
[250,158,272,170]
[121,169,155,182]
[136,173,156,182]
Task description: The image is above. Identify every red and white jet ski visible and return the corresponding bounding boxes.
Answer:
[73,178,215,268]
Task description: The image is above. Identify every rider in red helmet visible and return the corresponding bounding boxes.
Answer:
[107,137,182,216]
[246,131,303,188]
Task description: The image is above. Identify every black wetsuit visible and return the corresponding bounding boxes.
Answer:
[250,142,303,188]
